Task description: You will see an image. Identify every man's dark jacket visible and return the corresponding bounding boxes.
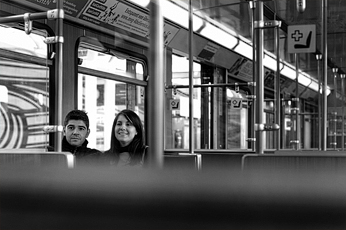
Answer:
[62,137,103,165]
[62,136,101,157]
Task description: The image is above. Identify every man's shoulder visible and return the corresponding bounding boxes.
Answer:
[74,146,103,157]
[83,147,103,155]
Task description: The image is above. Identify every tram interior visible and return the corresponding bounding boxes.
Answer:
[1,0,346,229]
[1,0,346,151]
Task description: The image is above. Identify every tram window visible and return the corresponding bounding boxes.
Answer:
[78,48,144,81]
[78,75,145,151]
[77,47,146,151]
[0,27,49,150]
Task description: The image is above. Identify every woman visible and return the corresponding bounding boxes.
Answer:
[105,109,147,167]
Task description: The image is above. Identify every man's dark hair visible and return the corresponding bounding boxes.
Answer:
[64,110,89,129]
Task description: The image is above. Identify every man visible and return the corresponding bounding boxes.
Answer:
[62,110,102,163]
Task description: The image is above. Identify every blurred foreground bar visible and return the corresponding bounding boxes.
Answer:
[1,165,346,230]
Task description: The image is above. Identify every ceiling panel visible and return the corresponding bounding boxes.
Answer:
[189,0,346,92]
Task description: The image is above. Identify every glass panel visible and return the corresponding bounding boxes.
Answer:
[283,99,301,149]
[264,99,275,150]
[0,58,49,149]
[328,112,338,149]
[226,89,248,149]
[0,25,49,150]
[282,99,320,150]
[301,102,319,149]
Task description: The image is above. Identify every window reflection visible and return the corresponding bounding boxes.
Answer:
[78,48,144,81]
[0,26,47,58]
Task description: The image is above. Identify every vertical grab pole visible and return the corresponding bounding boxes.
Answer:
[275,25,281,150]
[249,1,256,151]
[188,0,195,154]
[293,54,300,150]
[341,74,345,150]
[55,0,64,152]
[332,68,338,150]
[254,1,264,154]
[316,54,322,150]
[322,0,328,150]
[148,0,164,168]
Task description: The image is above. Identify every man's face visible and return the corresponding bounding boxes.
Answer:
[64,120,90,147]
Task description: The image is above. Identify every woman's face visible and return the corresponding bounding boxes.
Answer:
[114,114,137,147]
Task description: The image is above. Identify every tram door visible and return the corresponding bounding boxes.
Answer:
[77,46,146,152]
[167,55,201,150]
[167,55,249,150]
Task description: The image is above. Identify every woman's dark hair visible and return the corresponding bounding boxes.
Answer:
[106,109,146,165]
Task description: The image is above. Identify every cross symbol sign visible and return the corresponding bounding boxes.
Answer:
[291,30,303,42]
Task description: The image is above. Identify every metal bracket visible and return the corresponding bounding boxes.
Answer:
[24,13,32,35]
[290,140,300,150]
[255,123,280,131]
[290,140,300,144]
[246,95,256,100]
[234,82,239,93]
[246,138,256,142]
[247,81,256,87]
[43,125,64,133]
[315,54,323,61]
[248,1,255,9]
[44,36,64,44]
[173,85,177,95]
[47,9,64,20]
[254,20,281,29]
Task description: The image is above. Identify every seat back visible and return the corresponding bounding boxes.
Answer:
[164,153,202,170]
[0,150,75,168]
[242,152,346,173]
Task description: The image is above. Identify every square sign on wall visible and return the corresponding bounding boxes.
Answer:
[287,24,316,53]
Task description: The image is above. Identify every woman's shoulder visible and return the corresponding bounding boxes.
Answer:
[102,150,116,161]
